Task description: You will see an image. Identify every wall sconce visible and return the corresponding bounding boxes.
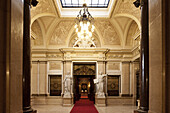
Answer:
[133,0,140,8]
[31,0,39,7]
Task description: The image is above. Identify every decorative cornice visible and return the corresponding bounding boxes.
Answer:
[31,47,140,61]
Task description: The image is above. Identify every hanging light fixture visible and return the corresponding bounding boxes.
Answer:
[73,2,96,48]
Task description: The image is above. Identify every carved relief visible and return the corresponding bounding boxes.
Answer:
[49,62,62,70]
[107,54,123,59]
[69,32,101,47]
[115,0,141,20]
[76,53,94,57]
[31,0,55,19]
[126,21,139,46]
[49,20,74,45]
[108,63,120,70]
[73,65,96,75]
[95,20,120,45]
[133,47,140,56]
[31,20,43,46]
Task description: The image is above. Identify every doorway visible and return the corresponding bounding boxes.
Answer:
[73,75,95,103]
[73,62,96,103]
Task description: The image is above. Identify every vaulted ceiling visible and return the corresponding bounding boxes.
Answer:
[31,0,141,50]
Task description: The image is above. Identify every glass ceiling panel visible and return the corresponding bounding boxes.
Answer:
[60,0,110,8]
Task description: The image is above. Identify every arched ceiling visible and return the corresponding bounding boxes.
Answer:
[31,0,141,50]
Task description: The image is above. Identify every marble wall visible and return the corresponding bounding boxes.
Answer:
[31,49,139,106]
[97,61,106,75]
[31,60,137,101]
[121,62,130,96]
[149,0,164,113]
[131,62,139,104]
[10,0,23,112]
[31,61,47,95]
[0,0,23,113]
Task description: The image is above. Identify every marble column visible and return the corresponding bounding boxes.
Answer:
[23,0,37,112]
[135,0,149,112]
[130,62,133,97]
[140,0,149,112]
[132,62,139,105]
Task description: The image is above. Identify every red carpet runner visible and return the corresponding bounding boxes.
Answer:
[70,99,99,113]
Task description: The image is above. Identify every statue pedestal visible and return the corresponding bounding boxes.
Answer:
[63,97,72,107]
[134,110,148,113]
[95,94,106,107]
[63,92,71,98]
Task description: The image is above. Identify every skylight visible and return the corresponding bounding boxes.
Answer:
[60,0,110,8]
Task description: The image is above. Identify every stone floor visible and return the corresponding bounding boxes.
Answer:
[95,105,137,113]
[32,105,73,113]
[32,104,137,113]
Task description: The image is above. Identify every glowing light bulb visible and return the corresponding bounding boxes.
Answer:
[83,24,88,32]
[89,32,92,37]
[81,35,84,39]
[74,24,77,28]
[81,26,84,32]
[76,28,78,32]
[80,22,83,26]
[91,28,94,32]
[92,25,95,29]
[87,22,90,26]
[84,36,88,39]
[78,32,81,37]
[81,29,84,34]
[83,24,87,29]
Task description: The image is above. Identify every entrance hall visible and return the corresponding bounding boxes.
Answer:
[1,0,170,113]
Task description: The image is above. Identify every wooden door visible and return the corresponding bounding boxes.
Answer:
[89,76,95,103]
[73,76,80,103]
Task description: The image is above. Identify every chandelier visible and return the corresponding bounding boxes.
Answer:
[74,3,96,48]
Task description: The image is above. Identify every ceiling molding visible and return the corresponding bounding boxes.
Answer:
[123,19,133,47]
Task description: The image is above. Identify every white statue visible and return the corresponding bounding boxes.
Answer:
[63,71,72,97]
[94,71,107,97]
[73,37,96,48]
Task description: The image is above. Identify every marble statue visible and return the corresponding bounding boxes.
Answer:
[63,71,72,97]
[94,71,107,97]
[73,37,96,48]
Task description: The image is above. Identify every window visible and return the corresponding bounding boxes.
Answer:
[60,0,110,8]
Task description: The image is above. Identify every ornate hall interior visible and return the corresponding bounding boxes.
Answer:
[0,0,170,113]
